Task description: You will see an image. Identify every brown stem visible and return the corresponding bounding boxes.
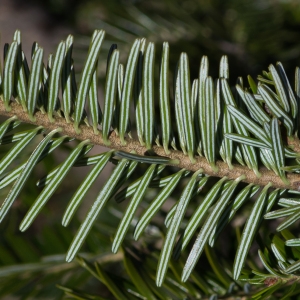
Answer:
[1,100,300,191]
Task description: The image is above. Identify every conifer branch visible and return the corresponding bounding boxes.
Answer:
[1,100,300,191]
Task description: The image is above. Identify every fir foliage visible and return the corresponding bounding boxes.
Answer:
[1,29,300,298]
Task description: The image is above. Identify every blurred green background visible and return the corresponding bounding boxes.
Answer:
[3,0,300,80]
